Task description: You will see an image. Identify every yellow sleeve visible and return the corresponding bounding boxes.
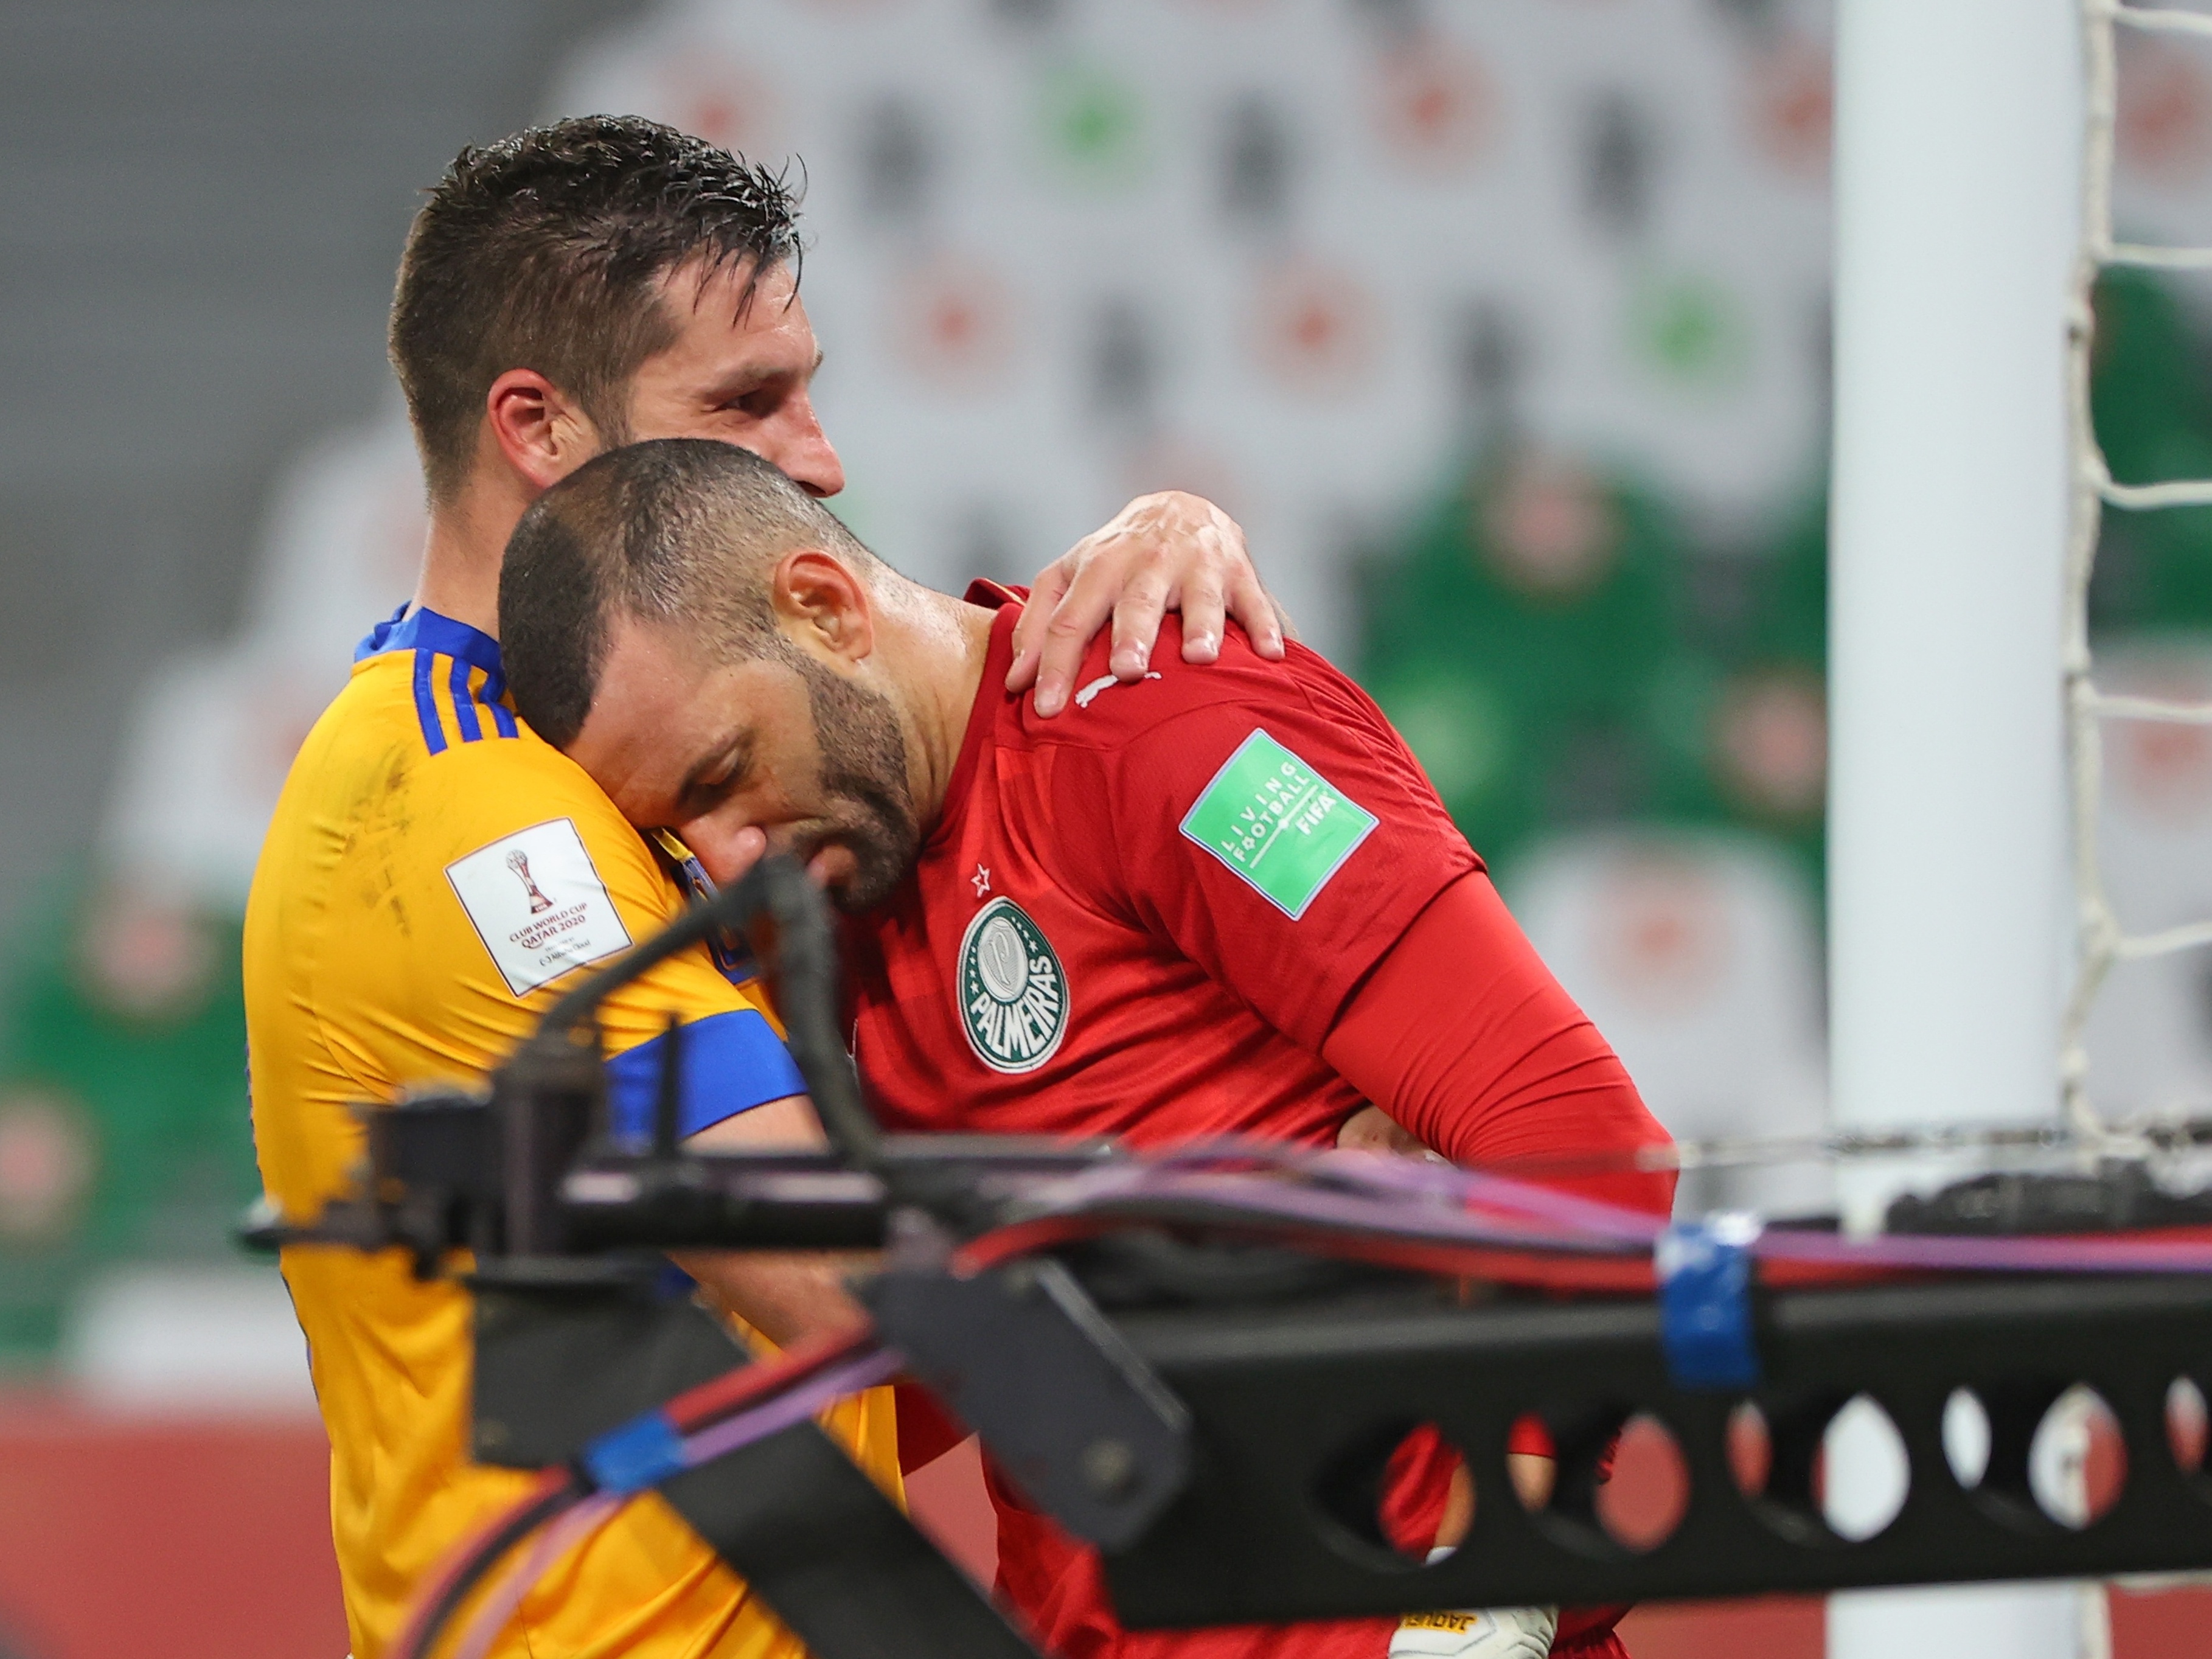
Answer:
[343,728,765,1048]
[252,715,798,1222]
[246,682,881,1659]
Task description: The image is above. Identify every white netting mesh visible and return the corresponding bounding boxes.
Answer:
[2061,1,2212,1140]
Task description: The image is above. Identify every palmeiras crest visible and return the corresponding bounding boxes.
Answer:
[957,897,1069,1074]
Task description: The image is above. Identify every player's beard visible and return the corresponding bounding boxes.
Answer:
[789,653,920,913]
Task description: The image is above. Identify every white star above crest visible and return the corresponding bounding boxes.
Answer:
[972,864,992,898]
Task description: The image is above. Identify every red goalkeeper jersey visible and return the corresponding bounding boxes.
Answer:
[845,587,1656,1659]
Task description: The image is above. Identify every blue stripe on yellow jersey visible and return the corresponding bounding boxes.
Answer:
[359,603,525,753]
[248,606,894,1659]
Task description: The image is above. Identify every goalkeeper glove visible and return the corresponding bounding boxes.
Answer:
[1389,1600,1557,1659]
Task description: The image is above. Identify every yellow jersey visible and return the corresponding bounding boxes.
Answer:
[246,605,898,1659]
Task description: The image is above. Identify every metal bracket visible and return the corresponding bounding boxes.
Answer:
[470,1279,1041,1659]
[663,1423,1040,1659]
[1101,1275,2212,1627]
[865,1259,1193,1549]
[470,1277,746,1468]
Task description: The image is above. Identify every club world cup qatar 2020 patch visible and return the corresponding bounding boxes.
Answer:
[1180,728,1379,919]
[446,818,633,996]
[957,896,1069,1074]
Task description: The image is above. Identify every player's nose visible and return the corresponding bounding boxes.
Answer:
[678,819,770,890]
[773,398,844,498]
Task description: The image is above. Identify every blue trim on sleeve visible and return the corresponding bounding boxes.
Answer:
[605,1008,808,1143]
[412,649,448,756]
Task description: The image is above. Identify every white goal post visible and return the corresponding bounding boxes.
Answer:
[1827,0,2083,1655]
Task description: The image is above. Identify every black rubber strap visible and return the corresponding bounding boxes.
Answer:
[662,1422,1042,1659]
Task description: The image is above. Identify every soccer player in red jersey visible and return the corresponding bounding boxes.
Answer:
[500,440,1676,1659]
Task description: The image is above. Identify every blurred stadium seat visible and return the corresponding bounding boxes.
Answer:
[1506,829,1829,1219]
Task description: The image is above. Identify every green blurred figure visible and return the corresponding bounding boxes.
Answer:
[2087,267,2212,636]
[1356,272,2212,911]
[0,880,254,1368]
[1357,443,1828,892]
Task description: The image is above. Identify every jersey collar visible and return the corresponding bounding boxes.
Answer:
[355,603,506,678]
[962,578,1024,610]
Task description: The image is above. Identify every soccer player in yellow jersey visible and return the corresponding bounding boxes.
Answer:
[246,116,1287,1659]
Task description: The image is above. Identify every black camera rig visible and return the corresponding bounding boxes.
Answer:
[250,857,2212,1659]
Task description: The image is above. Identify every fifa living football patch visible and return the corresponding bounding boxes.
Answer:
[446,818,633,995]
[1180,729,1377,919]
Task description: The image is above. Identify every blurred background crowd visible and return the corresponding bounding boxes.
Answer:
[10,1,2212,1653]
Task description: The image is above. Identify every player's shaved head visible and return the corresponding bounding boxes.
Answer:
[504,436,920,910]
[500,436,883,750]
[391,116,802,503]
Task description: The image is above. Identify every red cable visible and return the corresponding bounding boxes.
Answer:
[390,1467,580,1659]
[955,1210,1924,1295]
[663,1323,882,1434]
[955,1211,1654,1289]
[391,1332,887,1659]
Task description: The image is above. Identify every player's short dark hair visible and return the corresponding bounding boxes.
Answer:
[500,437,880,748]
[389,115,802,503]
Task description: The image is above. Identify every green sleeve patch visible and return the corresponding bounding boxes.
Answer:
[1178,728,1379,919]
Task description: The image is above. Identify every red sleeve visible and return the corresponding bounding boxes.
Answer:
[1073,652,1480,1050]
[894,1381,970,1475]
[1320,872,1675,1217]
[1556,1608,1633,1650]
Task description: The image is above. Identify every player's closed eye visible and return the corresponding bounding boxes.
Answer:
[682,771,740,817]
[680,746,751,818]
[726,384,783,419]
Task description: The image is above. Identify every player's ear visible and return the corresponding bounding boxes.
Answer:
[774,549,875,669]
[485,367,607,492]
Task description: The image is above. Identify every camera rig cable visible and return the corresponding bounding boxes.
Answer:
[252,856,2212,1655]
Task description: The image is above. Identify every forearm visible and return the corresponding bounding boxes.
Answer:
[1433,1455,1552,1551]
[1321,872,1675,1217]
[677,1093,873,1347]
[676,1248,873,1349]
